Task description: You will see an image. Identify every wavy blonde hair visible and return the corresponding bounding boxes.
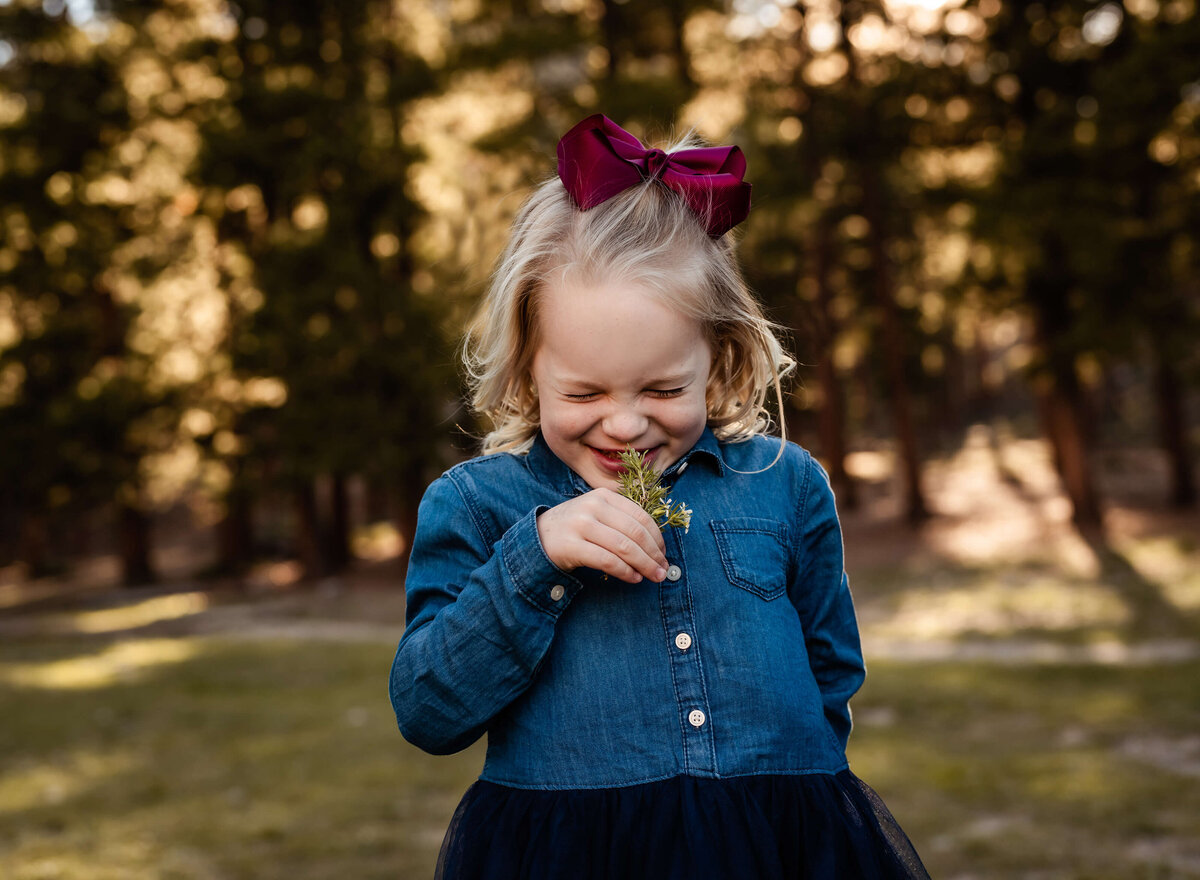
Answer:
[462,134,794,457]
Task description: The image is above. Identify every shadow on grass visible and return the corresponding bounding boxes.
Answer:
[852,539,1199,651]
[5,635,1199,879]
[850,658,1200,879]
[1075,524,1198,639]
[0,636,482,880]
[983,427,1198,640]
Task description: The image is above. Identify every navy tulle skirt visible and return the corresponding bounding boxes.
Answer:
[435,770,930,880]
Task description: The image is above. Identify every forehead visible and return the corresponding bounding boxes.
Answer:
[534,279,709,379]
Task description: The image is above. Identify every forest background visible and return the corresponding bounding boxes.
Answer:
[1,0,1198,578]
[1,0,1199,877]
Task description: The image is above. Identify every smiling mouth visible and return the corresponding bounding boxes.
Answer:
[590,446,660,470]
[593,446,655,458]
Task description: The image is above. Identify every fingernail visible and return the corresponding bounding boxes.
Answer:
[654,567,666,581]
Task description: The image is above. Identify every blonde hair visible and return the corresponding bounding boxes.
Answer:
[462,133,794,457]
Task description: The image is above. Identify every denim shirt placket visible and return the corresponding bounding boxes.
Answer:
[531,436,726,776]
[657,518,718,775]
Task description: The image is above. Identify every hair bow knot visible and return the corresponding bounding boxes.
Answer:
[556,114,752,237]
[642,148,670,180]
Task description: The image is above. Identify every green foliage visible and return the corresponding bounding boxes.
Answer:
[616,448,692,532]
[2,0,1199,567]
[0,3,156,555]
[191,0,450,490]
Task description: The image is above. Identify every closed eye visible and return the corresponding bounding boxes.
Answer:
[563,392,598,401]
[648,387,686,399]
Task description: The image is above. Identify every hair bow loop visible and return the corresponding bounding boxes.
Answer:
[556,114,752,237]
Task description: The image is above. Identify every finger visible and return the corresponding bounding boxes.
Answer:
[571,539,647,584]
[594,491,668,559]
[537,500,663,580]
[579,521,668,583]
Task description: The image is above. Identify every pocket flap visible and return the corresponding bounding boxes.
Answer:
[710,518,789,601]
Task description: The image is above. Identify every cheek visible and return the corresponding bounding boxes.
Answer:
[656,396,709,437]
[538,399,588,440]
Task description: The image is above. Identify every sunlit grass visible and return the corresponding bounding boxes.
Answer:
[849,660,1200,879]
[0,637,483,880]
[7,592,214,638]
[1,638,199,690]
[864,574,1131,641]
[2,632,1198,879]
[68,592,211,634]
[1117,534,1200,613]
[847,433,1200,647]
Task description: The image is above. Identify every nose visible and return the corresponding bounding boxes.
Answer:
[602,402,649,444]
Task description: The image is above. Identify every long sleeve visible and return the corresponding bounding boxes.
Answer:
[789,456,865,752]
[389,472,582,755]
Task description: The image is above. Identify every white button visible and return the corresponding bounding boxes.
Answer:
[665,565,682,582]
[675,632,692,651]
[677,461,688,474]
[688,709,706,728]
[550,584,565,601]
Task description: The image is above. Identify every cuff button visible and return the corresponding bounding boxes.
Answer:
[550,584,566,602]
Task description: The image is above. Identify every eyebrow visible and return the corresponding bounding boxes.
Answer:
[557,373,695,390]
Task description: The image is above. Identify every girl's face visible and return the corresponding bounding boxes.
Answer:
[531,278,711,490]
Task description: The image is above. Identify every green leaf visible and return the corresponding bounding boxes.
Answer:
[615,448,692,533]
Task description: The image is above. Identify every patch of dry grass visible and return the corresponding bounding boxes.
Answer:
[0,636,482,880]
[3,632,1198,879]
[851,660,1200,879]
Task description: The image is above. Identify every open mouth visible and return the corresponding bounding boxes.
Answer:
[590,446,660,472]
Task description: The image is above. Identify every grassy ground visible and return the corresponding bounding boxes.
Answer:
[2,434,1198,878]
[2,633,1198,879]
[0,635,478,880]
[852,661,1200,879]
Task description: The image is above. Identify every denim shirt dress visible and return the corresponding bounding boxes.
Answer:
[390,429,929,880]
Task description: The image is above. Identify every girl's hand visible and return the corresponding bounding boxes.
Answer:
[536,489,669,584]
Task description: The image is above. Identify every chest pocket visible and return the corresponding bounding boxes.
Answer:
[710,517,790,601]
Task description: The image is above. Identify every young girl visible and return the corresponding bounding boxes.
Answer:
[390,114,930,880]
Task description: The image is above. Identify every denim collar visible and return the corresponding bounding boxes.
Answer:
[522,427,727,497]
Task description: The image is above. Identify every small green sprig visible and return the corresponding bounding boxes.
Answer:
[616,448,692,533]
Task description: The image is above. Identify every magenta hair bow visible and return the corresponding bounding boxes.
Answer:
[556,114,752,237]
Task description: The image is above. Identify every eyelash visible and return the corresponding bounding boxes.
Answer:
[649,387,686,399]
[565,388,685,401]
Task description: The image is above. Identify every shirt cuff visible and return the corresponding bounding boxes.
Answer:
[502,506,583,617]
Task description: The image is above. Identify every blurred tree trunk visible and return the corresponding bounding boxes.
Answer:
[939,339,964,440]
[600,0,623,80]
[394,463,426,572]
[217,479,253,579]
[366,481,390,524]
[1154,348,1196,508]
[862,167,927,523]
[326,472,352,572]
[967,321,993,421]
[18,511,51,577]
[118,500,156,586]
[1029,235,1104,528]
[0,493,16,565]
[295,481,325,581]
[1036,382,1103,527]
[810,212,856,508]
[838,4,926,523]
[787,23,855,509]
[665,0,694,89]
